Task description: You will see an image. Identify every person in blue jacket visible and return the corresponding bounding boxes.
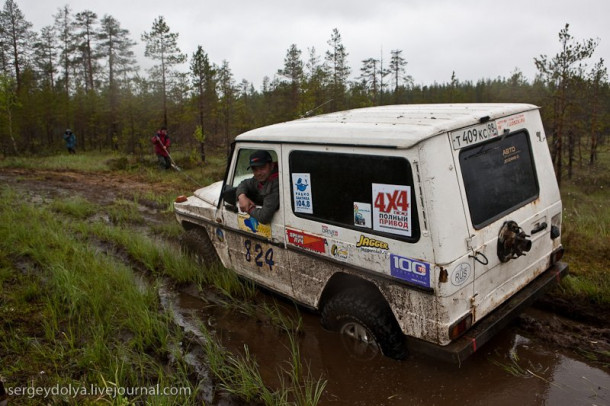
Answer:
[63,129,76,154]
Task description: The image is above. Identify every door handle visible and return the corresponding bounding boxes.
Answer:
[531,222,548,235]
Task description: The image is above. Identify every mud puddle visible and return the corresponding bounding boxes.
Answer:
[172,285,610,406]
[3,168,609,405]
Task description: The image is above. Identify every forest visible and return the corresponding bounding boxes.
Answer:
[0,0,608,185]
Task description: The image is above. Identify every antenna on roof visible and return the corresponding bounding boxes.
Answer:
[302,99,333,118]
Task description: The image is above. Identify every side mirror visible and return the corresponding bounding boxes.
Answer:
[222,186,238,212]
[222,186,237,204]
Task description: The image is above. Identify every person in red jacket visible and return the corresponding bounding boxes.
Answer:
[151,127,171,169]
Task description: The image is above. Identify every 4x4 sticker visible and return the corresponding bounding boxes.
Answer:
[390,254,430,288]
[372,184,412,237]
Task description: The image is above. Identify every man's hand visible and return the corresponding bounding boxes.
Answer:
[237,193,256,214]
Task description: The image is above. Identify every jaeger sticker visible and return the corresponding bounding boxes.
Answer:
[353,202,372,227]
[356,235,389,253]
[292,173,313,214]
[372,183,412,237]
[238,213,272,238]
[287,229,325,253]
[390,254,430,288]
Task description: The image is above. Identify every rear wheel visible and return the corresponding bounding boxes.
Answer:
[321,288,407,360]
[180,227,219,267]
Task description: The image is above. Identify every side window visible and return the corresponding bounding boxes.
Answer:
[231,148,278,187]
[289,151,420,242]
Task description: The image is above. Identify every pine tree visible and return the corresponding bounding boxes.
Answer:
[278,44,303,117]
[324,28,350,111]
[53,5,76,96]
[190,45,217,162]
[217,60,235,155]
[0,0,35,91]
[98,14,137,142]
[141,16,186,127]
[535,24,599,184]
[74,10,100,92]
[359,57,380,104]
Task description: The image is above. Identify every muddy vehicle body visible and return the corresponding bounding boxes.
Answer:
[175,104,568,362]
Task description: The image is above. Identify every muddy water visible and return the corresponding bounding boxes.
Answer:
[173,288,610,406]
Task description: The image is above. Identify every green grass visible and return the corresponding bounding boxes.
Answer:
[0,151,115,172]
[558,148,610,305]
[49,195,99,219]
[0,188,197,404]
[0,184,325,404]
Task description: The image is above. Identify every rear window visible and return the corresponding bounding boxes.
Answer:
[289,151,420,242]
[459,131,539,228]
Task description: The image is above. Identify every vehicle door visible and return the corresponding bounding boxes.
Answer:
[451,112,556,320]
[217,144,292,296]
[280,145,433,312]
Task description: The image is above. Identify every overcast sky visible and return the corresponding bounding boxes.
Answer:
[15,0,610,89]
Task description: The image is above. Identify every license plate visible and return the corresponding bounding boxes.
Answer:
[451,121,499,150]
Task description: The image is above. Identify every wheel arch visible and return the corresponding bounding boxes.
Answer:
[319,272,391,313]
[180,220,201,231]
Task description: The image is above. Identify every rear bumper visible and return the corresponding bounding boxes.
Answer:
[407,261,569,364]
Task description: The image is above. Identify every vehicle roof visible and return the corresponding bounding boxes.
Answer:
[236,103,539,149]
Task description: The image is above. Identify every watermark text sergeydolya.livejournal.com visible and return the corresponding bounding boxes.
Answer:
[5,383,192,399]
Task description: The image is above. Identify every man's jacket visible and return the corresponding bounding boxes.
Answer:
[236,169,279,224]
[152,133,170,157]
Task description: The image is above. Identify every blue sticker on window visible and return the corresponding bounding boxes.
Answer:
[390,254,430,288]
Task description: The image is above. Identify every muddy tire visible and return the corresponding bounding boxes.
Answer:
[321,288,407,360]
[180,227,220,267]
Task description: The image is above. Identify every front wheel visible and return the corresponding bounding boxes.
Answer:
[321,288,407,360]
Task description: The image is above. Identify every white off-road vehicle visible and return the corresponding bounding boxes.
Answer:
[175,104,568,362]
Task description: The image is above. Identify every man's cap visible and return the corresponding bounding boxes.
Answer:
[248,150,272,169]
[66,129,71,132]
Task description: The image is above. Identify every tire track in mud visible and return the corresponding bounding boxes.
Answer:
[84,235,220,405]
[0,168,248,405]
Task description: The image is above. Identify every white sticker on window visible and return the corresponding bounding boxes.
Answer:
[292,173,313,214]
[372,184,412,237]
[353,202,371,228]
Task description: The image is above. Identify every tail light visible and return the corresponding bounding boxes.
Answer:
[449,313,473,340]
[551,247,564,264]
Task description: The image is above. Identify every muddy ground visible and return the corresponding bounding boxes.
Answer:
[2,167,609,404]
